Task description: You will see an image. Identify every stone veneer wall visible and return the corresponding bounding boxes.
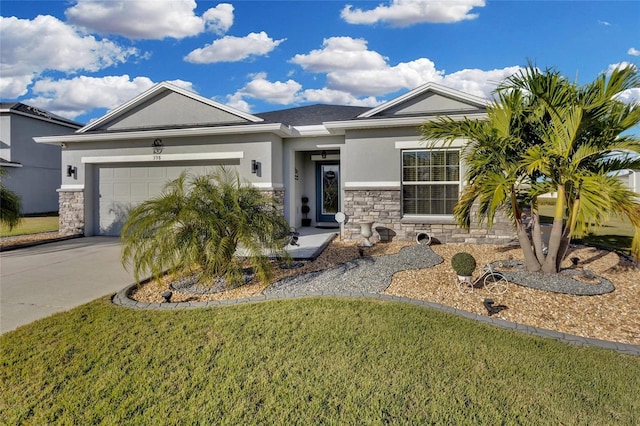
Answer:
[259,188,286,215]
[58,189,84,236]
[343,188,515,245]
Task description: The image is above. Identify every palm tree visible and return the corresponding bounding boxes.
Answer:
[0,169,21,230]
[422,64,640,273]
[121,167,291,288]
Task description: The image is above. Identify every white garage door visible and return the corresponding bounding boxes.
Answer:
[95,163,213,236]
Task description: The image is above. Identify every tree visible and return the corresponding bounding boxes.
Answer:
[121,168,291,288]
[422,64,640,273]
[0,169,21,230]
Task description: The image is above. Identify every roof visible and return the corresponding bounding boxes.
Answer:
[0,102,83,128]
[256,104,370,126]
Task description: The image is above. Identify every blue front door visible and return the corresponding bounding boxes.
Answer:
[316,162,340,223]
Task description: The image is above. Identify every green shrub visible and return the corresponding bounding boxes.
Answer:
[451,252,476,276]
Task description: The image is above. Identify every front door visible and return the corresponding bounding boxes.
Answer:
[316,162,340,223]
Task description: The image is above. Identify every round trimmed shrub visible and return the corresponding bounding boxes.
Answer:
[451,252,476,276]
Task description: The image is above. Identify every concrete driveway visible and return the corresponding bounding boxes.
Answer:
[1,237,135,334]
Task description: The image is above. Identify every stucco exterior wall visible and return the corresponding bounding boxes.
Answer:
[340,126,513,244]
[59,132,285,236]
[1,113,77,214]
[100,91,246,131]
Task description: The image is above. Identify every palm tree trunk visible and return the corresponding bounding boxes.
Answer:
[530,199,546,264]
[511,189,541,272]
[556,196,580,270]
[517,222,541,272]
[542,186,566,274]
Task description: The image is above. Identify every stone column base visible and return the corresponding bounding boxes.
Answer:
[58,189,84,236]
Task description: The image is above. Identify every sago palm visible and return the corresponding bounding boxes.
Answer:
[121,167,291,288]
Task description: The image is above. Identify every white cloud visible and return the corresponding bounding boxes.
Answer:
[0,15,138,98]
[616,88,640,105]
[441,66,524,98]
[225,38,523,112]
[300,88,380,107]
[225,73,382,112]
[185,32,285,64]
[341,0,485,26]
[607,62,637,74]
[289,36,519,99]
[203,3,235,35]
[606,63,640,105]
[326,58,443,96]
[628,47,640,57]
[598,20,611,26]
[65,0,234,39]
[232,73,302,105]
[23,75,189,119]
[290,37,388,72]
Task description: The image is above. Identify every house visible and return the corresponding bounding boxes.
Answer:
[34,82,514,243]
[616,169,640,194]
[1,103,83,214]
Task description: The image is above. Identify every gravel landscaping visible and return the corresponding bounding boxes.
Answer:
[3,233,638,345]
[131,240,639,346]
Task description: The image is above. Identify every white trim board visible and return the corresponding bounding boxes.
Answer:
[395,139,467,149]
[344,181,399,188]
[81,152,244,164]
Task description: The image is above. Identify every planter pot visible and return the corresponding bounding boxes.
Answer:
[360,221,374,247]
[301,218,312,227]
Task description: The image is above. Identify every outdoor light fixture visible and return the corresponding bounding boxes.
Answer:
[161,291,172,303]
[251,160,259,174]
[66,165,77,177]
[321,150,327,159]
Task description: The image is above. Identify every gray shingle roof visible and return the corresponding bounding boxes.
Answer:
[256,104,370,126]
[0,102,83,127]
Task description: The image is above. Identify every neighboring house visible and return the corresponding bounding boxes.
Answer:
[616,169,640,194]
[35,82,514,243]
[1,103,83,214]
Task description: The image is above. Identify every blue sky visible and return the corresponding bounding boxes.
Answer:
[1,0,639,124]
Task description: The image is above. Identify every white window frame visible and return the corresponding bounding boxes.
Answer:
[401,148,461,219]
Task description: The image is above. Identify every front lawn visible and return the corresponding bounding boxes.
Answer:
[1,298,638,424]
[0,215,58,237]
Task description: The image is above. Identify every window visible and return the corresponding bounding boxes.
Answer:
[402,150,460,215]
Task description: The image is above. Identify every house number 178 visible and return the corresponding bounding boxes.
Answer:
[153,155,161,160]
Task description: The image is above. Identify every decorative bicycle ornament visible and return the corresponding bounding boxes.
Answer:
[456,263,509,295]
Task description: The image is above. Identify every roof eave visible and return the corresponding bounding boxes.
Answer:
[35,123,292,145]
[324,113,487,133]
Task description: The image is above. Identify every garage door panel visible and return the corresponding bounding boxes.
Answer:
[96,163,213,236]
[147,167,167,179]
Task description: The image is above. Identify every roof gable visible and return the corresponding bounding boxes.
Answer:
[359,82,489,118]
[78,82,263,133]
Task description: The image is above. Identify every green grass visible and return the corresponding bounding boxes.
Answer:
[1,298,638,424]
[538,204,634,254]
[0,215,58,237]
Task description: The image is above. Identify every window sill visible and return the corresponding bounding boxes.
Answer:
[401,216,457,224]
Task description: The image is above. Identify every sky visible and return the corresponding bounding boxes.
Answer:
[1,0,639,124]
